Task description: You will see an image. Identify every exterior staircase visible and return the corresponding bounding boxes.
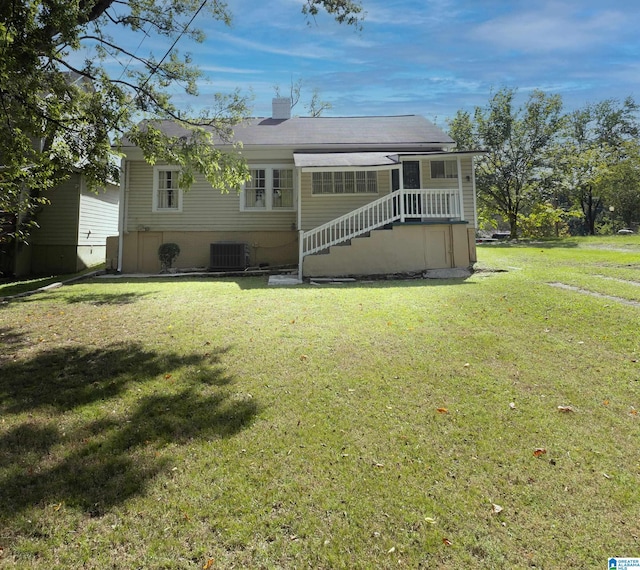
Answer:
[300,188,461,258]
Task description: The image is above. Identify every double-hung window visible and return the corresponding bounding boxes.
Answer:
[244,169,267,209]
[242,166,295,211]
[153,166,183,212]
[311,171,378,194]
[430,160,458,179]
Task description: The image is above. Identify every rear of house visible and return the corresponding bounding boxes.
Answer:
[116,100,480,278]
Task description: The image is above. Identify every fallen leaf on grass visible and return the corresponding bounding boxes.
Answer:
[164,374,172,380]
[442,538,453,546]
[388,546,396,553]
[436,408,449,414]
[424,517,437,525]
[630,408,638,416]
[603,400,610,406]
[533,448,547,457]
[300,354,308,361]
[203,559,214,570]
[557,406,575,413]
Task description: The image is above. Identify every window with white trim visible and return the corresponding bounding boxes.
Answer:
[241,167,295,211]
[244,168,266,209]
[272,169,294,208]
[312,171,378,194]
[430,160,458,179]
[153,167,183,212]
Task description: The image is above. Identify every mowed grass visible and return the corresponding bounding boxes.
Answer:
[1,237,638,568]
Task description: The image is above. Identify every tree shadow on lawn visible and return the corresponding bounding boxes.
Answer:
[62,291,157,305]
[0,340,259,518]
[0,290,155,308]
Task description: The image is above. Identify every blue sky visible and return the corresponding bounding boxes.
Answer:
[143,0,640,124]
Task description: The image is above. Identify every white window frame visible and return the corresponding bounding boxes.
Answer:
[240,165,296,212]
[152,166,183,213]
[430,159,458,179]
[311,170,379,195]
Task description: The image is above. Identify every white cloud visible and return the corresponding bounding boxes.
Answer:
[471,5,627,53]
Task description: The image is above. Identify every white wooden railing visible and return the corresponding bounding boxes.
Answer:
[301,188,461,257]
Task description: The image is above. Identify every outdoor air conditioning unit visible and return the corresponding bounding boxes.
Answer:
[209,242,250,271]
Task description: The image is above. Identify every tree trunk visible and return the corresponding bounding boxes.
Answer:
[508,213,518,239]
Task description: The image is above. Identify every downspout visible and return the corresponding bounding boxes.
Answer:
[117,159,128,272]
[456,157,464,221]
[471,156,478,229]
[297,166,303,282]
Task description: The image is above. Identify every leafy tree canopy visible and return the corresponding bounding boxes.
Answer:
[0,0,363,248]
[550,97,639,234]
[448,87,564,237]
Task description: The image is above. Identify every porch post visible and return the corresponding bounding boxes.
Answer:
[399,163,405,223]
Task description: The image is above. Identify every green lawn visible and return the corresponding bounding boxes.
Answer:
[1,237,638,568]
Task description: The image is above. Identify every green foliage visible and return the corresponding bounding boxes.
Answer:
[517,202,580,238]
[550,97,639,234]
[476,203,499,233]
[449,88,564,238]
[0,0,362,257]
[302,0,364,28]
[447,110,475,151]
[158,242,180,271]
[450,90,639,238]
[597,140,640,229]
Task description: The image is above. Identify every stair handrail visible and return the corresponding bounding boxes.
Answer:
[302,192,400,257]
[301,188,461,258]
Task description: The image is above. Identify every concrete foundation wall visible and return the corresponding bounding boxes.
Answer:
[119,230,299,273]
[304,223,472,277]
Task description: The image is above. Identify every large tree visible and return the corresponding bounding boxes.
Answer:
[0,0,362,271]
[597,140,640,230]
[448,88,564,237]
[551,97,639,234]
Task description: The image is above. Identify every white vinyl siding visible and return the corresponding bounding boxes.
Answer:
[77,182,119,245]
[312,171,378,194]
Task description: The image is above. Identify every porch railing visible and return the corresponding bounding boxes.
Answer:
[301,188,460,257]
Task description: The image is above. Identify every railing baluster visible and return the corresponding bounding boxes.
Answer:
[302,189,461,257]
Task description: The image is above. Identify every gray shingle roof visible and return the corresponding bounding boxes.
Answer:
[124,115,454,150]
